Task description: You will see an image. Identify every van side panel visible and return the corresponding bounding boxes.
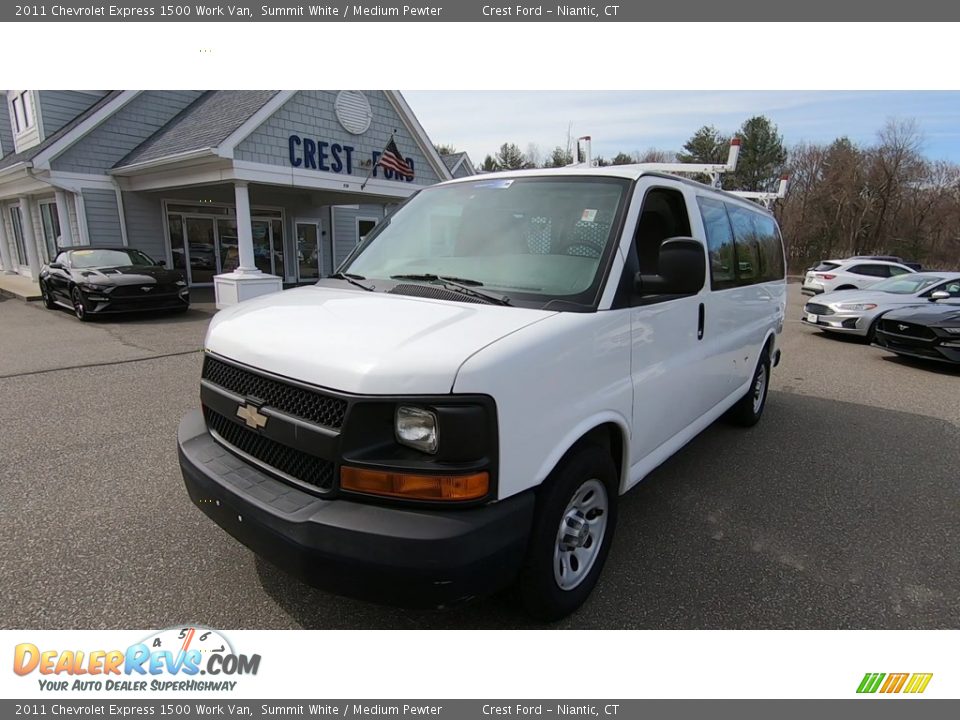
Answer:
[452,311,633,500]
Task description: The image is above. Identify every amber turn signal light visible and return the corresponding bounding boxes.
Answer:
[340,466,489,501]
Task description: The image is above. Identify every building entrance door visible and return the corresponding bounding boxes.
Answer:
[185,216,218,285]
[295,221,321,281]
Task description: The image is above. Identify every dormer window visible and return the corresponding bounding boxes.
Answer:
[11,91,33,133]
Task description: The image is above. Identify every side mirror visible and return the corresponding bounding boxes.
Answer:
[929,290,950,302]
[49,262,63,270]
[634,237,706,296]
[155,260,166,267]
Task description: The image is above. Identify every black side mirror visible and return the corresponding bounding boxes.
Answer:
[929,290,950,302]
[634,237,706,296]
[155,260,166,267]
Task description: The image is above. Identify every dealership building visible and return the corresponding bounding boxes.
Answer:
[0,90,468,304]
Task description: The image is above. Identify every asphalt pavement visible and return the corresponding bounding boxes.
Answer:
[1,285,958,629]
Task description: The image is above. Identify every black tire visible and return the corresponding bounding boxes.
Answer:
[726,350,771,427]
[865,318,880,344]
[518,444,618,621]
[71,287,91,322]
[40,281,57,309]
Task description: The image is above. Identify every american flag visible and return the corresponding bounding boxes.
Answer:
[377,136,414,179]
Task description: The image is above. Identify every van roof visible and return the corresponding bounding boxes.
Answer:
[442,165,775,215]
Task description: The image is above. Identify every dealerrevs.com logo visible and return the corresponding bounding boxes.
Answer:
[13,626,261,693]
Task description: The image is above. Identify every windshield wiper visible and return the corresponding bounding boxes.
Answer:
[329,272,374,291]
[390,274,511,305]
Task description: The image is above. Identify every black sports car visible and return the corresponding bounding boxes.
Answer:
[873,296,960,365]
[39,247,190,321]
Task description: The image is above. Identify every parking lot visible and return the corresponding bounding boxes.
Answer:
[1,282,958,629]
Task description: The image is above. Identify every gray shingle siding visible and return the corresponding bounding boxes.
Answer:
[82,189,123,246]
[52,91,204,173]
[332,204,385,268]
[38,91,106,137]
[235,91,441,186]
[122,192,166,261]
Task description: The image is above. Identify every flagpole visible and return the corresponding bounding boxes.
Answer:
[361,129,398,191]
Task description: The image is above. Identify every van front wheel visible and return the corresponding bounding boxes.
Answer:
[726,352,771,427]
[519,445,618,621]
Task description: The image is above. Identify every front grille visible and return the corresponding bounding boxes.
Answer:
[202,356,347,430]
[878,320,936,340]
[204,407,335,492]
[111,284,180,297]
[804,303,833,316]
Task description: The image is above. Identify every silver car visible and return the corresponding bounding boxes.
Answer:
[801,272,960,340]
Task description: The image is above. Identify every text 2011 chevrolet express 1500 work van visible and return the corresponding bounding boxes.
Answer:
[178,166,786,620]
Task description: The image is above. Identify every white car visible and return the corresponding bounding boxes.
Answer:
[802,259,915,295]
[178,166,786,620]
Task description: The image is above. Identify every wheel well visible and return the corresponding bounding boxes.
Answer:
[545,423,625,495]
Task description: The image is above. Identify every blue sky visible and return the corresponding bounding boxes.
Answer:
[404,91,960,164]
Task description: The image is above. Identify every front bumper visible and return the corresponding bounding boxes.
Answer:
[178,410,535,606]
[800,313,866,335]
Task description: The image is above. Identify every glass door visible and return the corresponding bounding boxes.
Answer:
[251,220,272,274]
[216,218,240,274]
[185,216,218,285]
[296,222,320,281]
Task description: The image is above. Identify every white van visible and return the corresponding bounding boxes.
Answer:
[178,167,786,620]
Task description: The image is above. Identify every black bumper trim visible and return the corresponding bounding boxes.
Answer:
[178,410,534,606]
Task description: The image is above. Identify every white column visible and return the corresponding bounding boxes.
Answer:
[18,196,42,281]
[212,182,282,309]
[234,181,259,274]
[0,206,15,274]
[54,190,74,247]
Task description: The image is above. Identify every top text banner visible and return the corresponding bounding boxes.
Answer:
[6,1,960,21]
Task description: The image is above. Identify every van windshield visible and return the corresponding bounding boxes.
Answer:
[343,176,630,307]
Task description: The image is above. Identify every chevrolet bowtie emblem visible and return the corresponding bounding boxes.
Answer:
[236,403,268,429]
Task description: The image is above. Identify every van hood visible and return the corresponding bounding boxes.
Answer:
[205,285,557,395]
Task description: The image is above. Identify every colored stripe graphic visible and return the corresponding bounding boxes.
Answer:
[903,673,933,694]
[880,673,909,693]
[857,672,932,694]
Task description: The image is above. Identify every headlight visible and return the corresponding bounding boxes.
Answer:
[80,283,111,293]
[943,327,960,335]
[835,303,877,311]
[395,406,438,454]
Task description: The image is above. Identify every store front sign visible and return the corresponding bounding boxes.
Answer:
[288,134,415,182]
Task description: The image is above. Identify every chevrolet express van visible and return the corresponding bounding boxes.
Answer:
[178,167,786,620]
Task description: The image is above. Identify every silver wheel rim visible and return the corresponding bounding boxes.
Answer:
[752,364,767,415]
[73,290,84,319]
[553,478,608,591]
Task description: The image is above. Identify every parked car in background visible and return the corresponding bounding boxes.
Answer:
[801,259,915,295]
[39,247,190,321]
[846,255,923,271]
[873,296,960,365]
[802,273,960,341]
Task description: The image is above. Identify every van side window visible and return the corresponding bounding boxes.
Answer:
[699,198,784,289]
[634,187,692,275]
[696,196,737,290]
[726,205,761,283]
[752,213,786,281]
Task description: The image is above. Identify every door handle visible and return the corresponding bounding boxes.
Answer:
[697,303,705,340]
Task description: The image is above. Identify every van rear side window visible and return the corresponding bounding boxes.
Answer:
[698,197,784,289]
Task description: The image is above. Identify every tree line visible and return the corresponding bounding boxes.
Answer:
[437,115,960,271]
